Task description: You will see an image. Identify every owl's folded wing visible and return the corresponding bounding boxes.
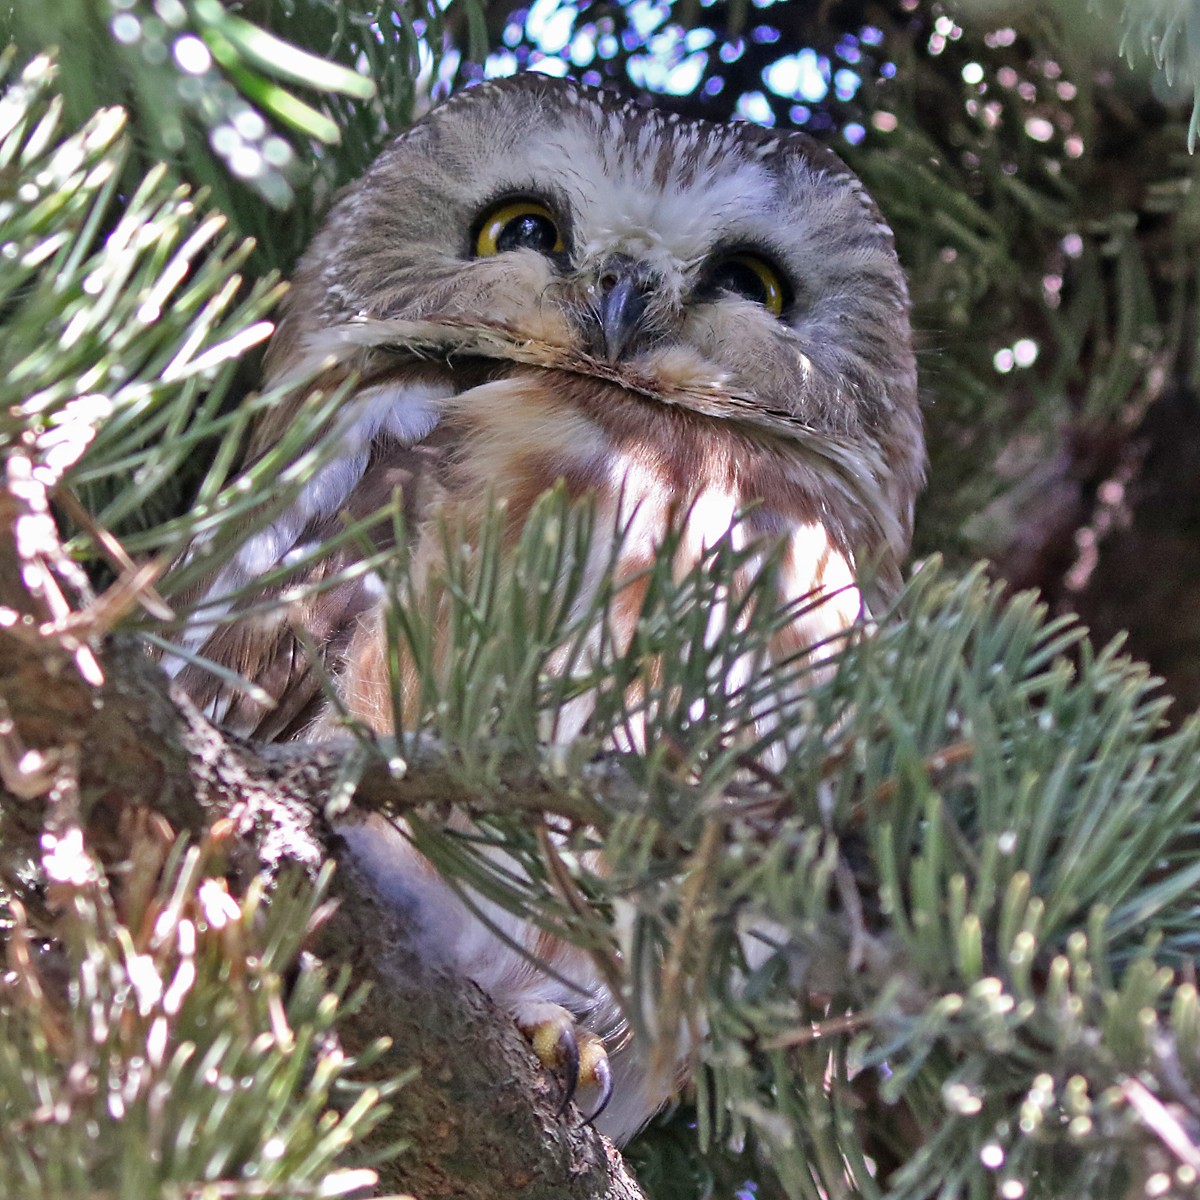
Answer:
[170,422,454,741]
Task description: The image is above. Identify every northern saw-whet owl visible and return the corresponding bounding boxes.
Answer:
[169,74,924,1144]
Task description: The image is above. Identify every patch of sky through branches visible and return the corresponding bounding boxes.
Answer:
[461,0,894,147]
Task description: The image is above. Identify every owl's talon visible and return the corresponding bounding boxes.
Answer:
[553,1024,581,1115]
[583,1047,614,1126]
[514,1000,612,1123]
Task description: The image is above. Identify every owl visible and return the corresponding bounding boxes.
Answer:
[168,74,923,1144]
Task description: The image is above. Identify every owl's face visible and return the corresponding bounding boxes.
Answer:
[276,75,921,533]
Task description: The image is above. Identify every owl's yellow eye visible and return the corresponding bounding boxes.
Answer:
[708,252,787,317]
[474,200,565,257]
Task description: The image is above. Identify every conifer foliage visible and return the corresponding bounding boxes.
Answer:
[3,3,1200,1198]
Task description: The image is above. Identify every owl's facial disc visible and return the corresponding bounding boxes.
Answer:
[466,185,797,371]
[472,196,666,363]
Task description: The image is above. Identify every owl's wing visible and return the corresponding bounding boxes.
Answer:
[170,393,456,741]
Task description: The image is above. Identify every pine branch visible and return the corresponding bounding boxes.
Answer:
[1114,0,1200,147]
[0,422,648,1200]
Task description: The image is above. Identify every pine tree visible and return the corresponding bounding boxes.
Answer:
[4,3,1200,1198]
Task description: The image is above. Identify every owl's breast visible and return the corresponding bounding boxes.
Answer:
[331,367,867,738]
[437,367,853,558]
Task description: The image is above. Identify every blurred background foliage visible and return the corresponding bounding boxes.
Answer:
[6,0,1200,712]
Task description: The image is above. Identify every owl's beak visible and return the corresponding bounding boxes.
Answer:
[592,256,654,362]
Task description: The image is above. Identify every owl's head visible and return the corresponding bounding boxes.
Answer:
[272,74,922,542]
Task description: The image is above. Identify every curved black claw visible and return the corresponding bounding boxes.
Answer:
[554,1026,581,1117]
[582,1050,614,1127]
